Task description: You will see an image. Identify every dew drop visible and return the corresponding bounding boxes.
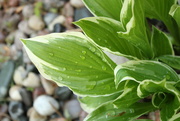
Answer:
[75,69,82,72]
[62,67,66,71]
[80,55,86,60]
[86,81,97,90]
[129,109,134,113]
[82,51,87,55]
[89,66,93,68]
[102,66,107,70]
[95,75,99,78]
[49,52,54,56]
[58,76,63,81]
[95,52,101,56]
[98,38,101,41]
[89,47,96,52]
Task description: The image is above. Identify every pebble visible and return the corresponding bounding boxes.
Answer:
[28,15,45,31]
[6,14,21,31]
[0,61,14,99]
[23,48,31,63]
[54,87,72,101]
[62,2,74,17]
[43,0,65,10]
[14,30,27,50]
[28,107,47,121]
[8,0,19,7]
[0,103,8,113]
[18,20,35,35]
[43,13,58,25]
[64,99,82,119]
[33,87,46,100]
[40,76,56,95]
[23,72,41,88]
[5,32,15,45]
[74,7,92,21]
[10,44,21,60]
[48,15,66,31]
[1,117,11,121]
[0,31,5,43]
[8,101,24,120]
[19,88,33,109]
[50,117,68,121]
[9,85,22,101]
[70,0,84,8]
[53,23,66,32]
[22,4,34,18]
[33,95,59,116]
[104,51,128,64]
[13,66,26,85]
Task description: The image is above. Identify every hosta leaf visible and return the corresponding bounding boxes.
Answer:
[84,102,155,121]
[21,32,122,96]
[144,0,179,44]
[79,91,122,113]
[170,4,180,28]
[83,0,123,21]
[74,17,144,60]
[113,81,140,108]
[157,55,180,70]
[137,79,180,120]
[119,0,153,58]
[114,61,179,88]
[169,113,180,121]
[151,27,174,57]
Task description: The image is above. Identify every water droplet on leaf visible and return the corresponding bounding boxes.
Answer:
[58,76,63,81]
[49,52,54,56]
[80,55,86,60]
[106,110,116,118]
[86,81,96,90]
[102,66,107,70]
[129,109,134,113]
[82,51,87,55]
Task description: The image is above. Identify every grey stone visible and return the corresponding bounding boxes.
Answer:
[14,30,27,50]
[70,0,84,8]
[0,61,14,99]
[22,4,34,18]
[18,20,35,35]
[8,101,24,120]
[64,99,82,119]
[43,13,58,25]
[74,7,93,21]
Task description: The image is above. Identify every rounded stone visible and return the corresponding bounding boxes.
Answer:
[9,85,22,101]
[70,0,84,8]
[28,15,45,31]
[23,72,41,88]
[22,4,34,18]
[33,95,59,116]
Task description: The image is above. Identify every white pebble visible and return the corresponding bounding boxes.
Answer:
[9,85,22,101]
[23,72,41,88]
[34,95,59,116]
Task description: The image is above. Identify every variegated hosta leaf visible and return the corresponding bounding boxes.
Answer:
[21,32,123,96]
[137,79,180,120]
[144,0,179,44]
[79,91,122,113]
[84,102,155,121]
[74,17,144,60]
[114,60,179,88]
[119,0,153,58]
[157,55,180,70]
[83,0,123,21]
[151,27,174,57]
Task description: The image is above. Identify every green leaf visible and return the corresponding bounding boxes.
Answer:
[118,0,153,59]
[79,91,122,113]
[84,102,155,121]
[169,112,180,121]
[21,32,122,96]
[157,55,180,70]
[114,60,179,88]
[151,27,174,57]
[144,0,179,45]
[74,17,144,60]
[113,81,140,108]
[83,0,123,21]
[170,4,180,28]
[137,79,180,120]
